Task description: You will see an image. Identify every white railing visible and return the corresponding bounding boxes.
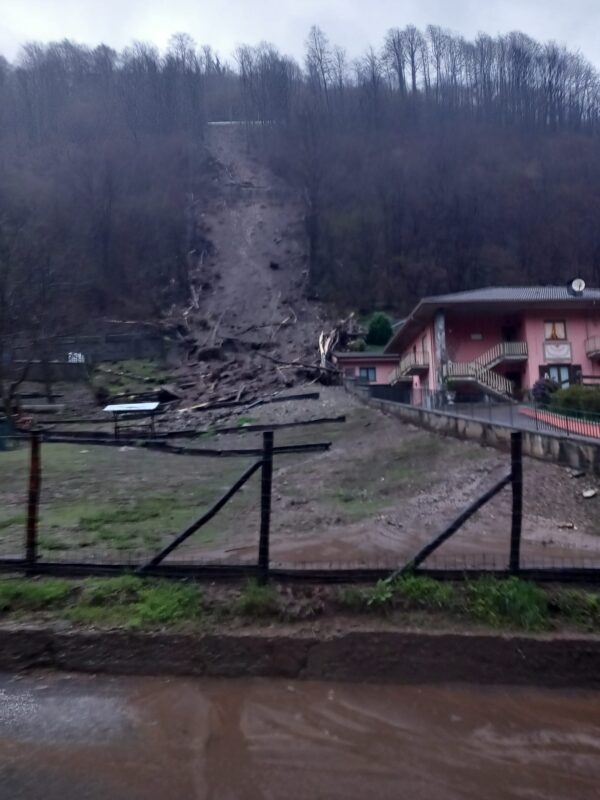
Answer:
[391,351,429,384]
[392,341,525,394]
[390,366,405,385]
[585,335,600,358]
[398,351,429,374]
[445,341,526,398]
[472,341,528,369]
[446,360,515,397]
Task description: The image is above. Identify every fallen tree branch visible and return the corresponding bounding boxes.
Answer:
[256,352,339,375]
[205,311,225,347]
[103,318,162,330]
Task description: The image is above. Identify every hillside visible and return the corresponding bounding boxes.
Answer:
[2,26,600,373]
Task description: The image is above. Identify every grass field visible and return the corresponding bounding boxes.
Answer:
[0,442,258,560]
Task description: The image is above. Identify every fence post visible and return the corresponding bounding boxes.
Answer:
[258,431,274,584]
[509,431,523,573]
[26,431,42,572]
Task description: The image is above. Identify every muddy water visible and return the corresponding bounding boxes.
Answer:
[0,673,599,800]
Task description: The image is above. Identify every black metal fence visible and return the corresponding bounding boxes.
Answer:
[1,428,599,583]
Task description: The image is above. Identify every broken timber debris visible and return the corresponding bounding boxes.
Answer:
[180,391,320,414]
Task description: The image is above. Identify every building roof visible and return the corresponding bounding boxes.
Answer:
[424,286,600,303]
[103,402,160,413]
[385,284,600,353]
[334,351,399,361]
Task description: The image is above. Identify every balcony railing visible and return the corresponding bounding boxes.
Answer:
[390,351,429,384]
[585,335,600,360]
[399,351,429,373]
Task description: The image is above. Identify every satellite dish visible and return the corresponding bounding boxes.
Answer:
[569,278,586,296]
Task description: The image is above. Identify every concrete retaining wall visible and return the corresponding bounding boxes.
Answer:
[347,381,600,476]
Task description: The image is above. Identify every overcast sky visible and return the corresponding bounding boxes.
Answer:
[1,0,599,67]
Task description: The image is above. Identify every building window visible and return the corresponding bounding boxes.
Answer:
[544,320,566,341]
[359,367,376,382]
[540,365,581,388]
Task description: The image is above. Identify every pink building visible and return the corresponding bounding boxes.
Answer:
[383,284,600,399]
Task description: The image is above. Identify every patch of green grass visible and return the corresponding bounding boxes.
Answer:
[235,581,280,618]
[0,513,26,531]
[364,578,396,609]
[93,359,171,398]
[362,575,456,612]
[36,490,219,553]
[395,574,456,608]
[464,577,548,631]
[134,582,202,625]
[79,575,145,605]
[37,535,68,551]
[0,575,203,628]
[71,577,203,627]
[553,589,600,629]
[78,496,176,533]
[236,416,256,428]
[345,575,548,631]
[0,579,73,611]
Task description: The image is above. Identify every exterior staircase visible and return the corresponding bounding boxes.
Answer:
[447,342,527,399]
[390,351,429,384]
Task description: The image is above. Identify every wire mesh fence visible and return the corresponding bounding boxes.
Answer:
[1,425,599,580]
[0,433,263,567]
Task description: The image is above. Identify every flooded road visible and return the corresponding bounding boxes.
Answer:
[0,672,599,799]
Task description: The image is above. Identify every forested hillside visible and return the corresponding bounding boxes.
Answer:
[2,24,600,340]
[0,35,231,340]
[236,26,600,311]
